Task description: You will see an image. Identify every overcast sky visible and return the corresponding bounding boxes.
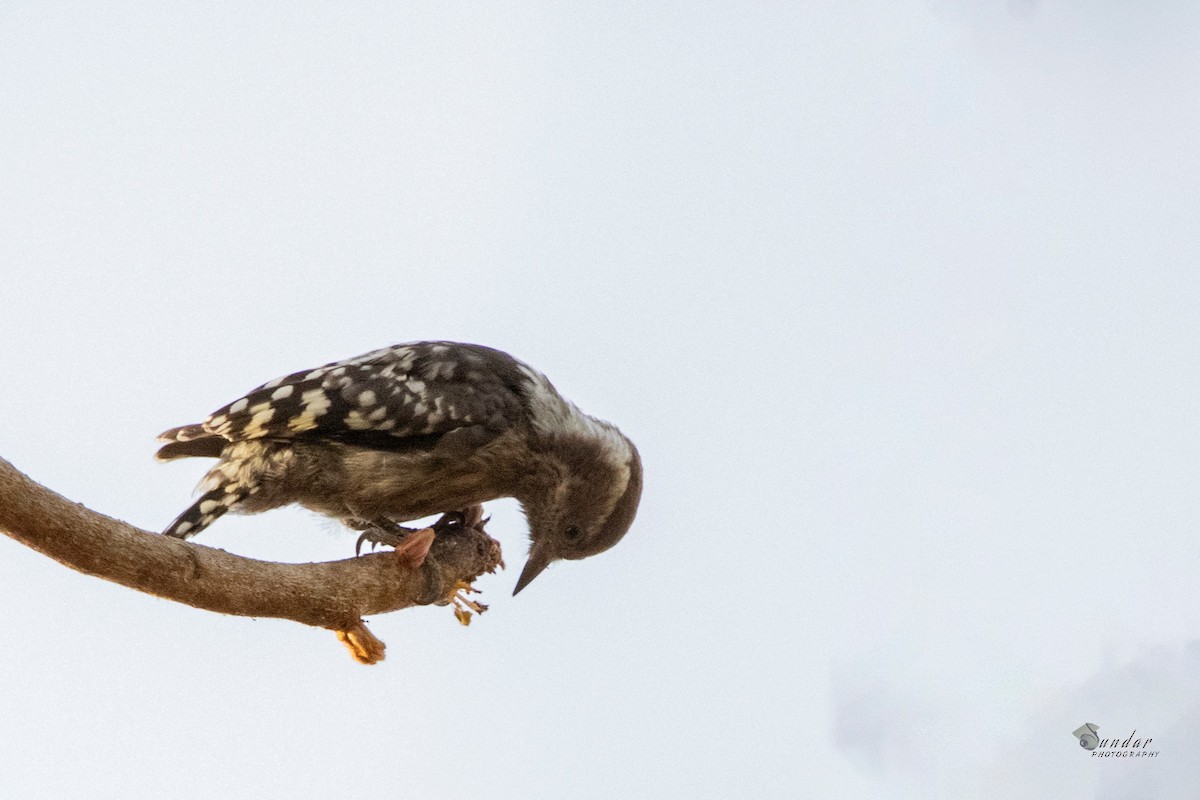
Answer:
[2,2,1198,797]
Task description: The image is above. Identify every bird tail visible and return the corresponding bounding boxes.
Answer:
[163,483,255,539]
[156,424,226,461]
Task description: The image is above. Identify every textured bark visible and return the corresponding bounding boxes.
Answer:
[0,456,502,664]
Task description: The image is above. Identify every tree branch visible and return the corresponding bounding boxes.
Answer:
[0,455,503,664]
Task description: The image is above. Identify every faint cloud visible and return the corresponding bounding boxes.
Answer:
[831,669,930,779]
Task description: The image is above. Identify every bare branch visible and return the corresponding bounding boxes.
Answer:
[0,456,503,663]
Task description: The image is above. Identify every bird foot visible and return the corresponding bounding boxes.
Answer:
[352,511,490,626]
[355,523,420,556]
[448,580,489,626]
[352,510,470,556]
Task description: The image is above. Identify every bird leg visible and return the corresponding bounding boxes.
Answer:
[350,508,490,625]
[353,520,421,556]
[351,510,469,556]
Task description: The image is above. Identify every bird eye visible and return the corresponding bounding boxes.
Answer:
[564,524,582,541]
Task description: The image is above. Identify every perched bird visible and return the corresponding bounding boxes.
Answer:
[157,341,642,594]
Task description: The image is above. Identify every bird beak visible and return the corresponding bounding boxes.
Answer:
[513,545,552,596]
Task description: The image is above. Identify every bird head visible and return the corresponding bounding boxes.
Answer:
[513,434,642,595]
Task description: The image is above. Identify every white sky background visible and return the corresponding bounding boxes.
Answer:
[1,1,1198,797]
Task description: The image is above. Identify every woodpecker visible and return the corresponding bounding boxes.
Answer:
[157,341,642,595]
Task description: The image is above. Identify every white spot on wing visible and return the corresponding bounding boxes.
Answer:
[242,407,276,438]
[287,412,318,432]
[300,389,332,416]
[344,410,374,430]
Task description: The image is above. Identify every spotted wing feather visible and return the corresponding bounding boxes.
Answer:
[199,342,528,447]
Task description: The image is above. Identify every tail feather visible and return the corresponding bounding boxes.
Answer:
[157,424,209,443]
[156,424,226,462]
[157,437,226,461]
[163,484,253,539]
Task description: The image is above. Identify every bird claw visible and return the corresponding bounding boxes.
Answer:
[354,526,414,556]
[430,510,466,535]
[351,509,492,624]
[353,509,472,556]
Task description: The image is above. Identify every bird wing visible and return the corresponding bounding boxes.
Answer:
[199,342,527,446]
